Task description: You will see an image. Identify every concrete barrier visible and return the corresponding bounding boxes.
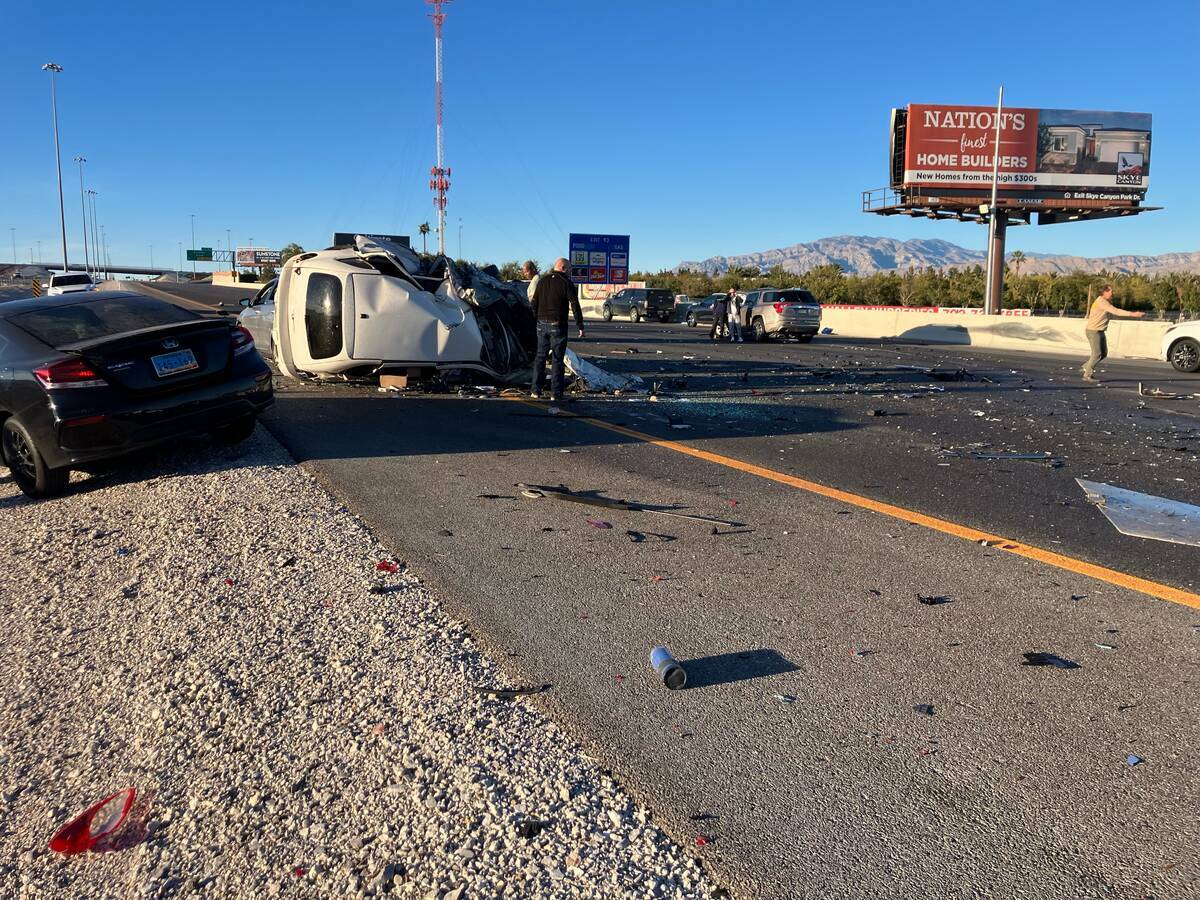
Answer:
[820,306,1170,361]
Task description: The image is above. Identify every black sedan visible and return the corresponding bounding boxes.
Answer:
[0,291,273,498]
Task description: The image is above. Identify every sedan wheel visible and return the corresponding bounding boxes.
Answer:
[602,305,613,322]
[686,313,697,327]
[1169,337,1200,373]
[2,418,70,499]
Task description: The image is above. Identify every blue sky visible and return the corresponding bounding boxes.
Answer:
[4,0,1197,273]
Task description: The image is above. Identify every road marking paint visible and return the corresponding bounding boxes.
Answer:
[517,400,1200,610]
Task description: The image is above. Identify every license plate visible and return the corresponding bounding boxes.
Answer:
[151,348,198,377]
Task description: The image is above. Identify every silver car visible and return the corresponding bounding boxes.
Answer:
[738,288,821,342]
[237,279,277,357]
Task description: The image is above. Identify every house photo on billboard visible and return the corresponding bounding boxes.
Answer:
[1036,109,1151,179]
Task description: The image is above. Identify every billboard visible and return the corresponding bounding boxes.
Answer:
[331,232,411,248]
[568,233,630,284]
[236,247,282,267]
[896,104,1151,195]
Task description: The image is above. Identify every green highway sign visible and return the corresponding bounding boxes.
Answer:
[186,247,214,261]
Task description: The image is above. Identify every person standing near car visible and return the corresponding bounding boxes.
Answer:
[726,288,744,343]
[709,291,729,342]
[522,260,540,305]
[530,258,585,401]
[1082,283,1145,382]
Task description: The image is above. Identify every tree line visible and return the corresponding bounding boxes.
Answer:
[628,263,1200,317]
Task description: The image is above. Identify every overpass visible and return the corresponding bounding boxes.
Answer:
[1,261,191,277]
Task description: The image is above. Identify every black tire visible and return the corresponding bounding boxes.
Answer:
[629,307,640,323]
[211,415,258,445]
[796,334,814,344]
[602,305,613,322]
[686,313,697,327]
[659,313,671,323]
[1168,337,1200,373]
[2,418,70,499]
[751,317,767,343]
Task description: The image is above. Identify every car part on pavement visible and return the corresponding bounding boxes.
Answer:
[563,349,645,393]
[650,646,688,690]
[49,788,137,856]
[1076,478,1200,547]
[1021,652,1080,669]
[515,483,742,527]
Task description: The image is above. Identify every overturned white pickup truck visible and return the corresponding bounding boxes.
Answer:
[268,236,538,384]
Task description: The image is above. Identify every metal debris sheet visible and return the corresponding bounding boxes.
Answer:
[1076,478,1200,548]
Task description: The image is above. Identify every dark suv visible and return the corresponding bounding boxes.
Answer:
[602,288,674,323]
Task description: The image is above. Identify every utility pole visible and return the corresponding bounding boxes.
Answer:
[74,156,90,277]
[177,242,182,277]
[190,214,196,279]
[983,86,1006,316]
[227,228,232,271]
[427,1,452,256]
[42,63,69,273]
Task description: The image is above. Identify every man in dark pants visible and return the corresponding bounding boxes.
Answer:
[709,291,729,341]
[530,258,585,401]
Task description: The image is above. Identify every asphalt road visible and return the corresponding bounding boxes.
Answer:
[248,322,1199,898]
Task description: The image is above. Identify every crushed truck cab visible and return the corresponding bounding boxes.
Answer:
[272,236,537,383]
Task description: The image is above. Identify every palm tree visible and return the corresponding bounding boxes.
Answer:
[1009,250,1026,277]
[418,222,431,254]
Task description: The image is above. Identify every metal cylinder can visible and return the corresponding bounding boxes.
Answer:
[650,646,687,690]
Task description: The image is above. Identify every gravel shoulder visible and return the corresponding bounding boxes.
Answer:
[0,430,719,899]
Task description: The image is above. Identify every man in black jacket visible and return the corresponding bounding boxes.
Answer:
[530,258,585,401]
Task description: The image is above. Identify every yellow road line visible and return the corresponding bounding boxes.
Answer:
[520,400,1200,610]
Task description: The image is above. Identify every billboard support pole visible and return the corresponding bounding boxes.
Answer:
[983,86,1005,315]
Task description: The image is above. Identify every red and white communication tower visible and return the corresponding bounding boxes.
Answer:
[427,0,451,256]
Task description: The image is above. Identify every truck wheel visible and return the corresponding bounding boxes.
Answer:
[602,305,613,322]
[2,418,70,499]
[751,318,767,343]
[796,334,814,343]
[1169,338,1200,373]
[211,415,258,445]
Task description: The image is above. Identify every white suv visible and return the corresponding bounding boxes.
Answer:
[1161,321,1200,373]
[46,272,95,295]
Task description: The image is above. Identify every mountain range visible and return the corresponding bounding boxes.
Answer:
[675,236,1200,277]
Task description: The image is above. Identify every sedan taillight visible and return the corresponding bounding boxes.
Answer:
[33,358,108,389]
[231,325,255,356]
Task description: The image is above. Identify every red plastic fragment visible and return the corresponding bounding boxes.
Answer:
[293,866,306,878]
[223,578,234,586]
[586,518,613,529]
[49,788,136,856]
[375,560,400,573]
[727,499,738,507]
[613,674,625,682]
[695,836,709,846]
[650,575,663,583]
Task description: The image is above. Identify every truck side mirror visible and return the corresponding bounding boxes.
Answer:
[239,297,252,308]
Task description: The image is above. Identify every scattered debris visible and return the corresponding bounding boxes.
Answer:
[627,530,646,543]
[1126,754,1144,767]
[913,704,935,716]
[49,788,137,856]
[1076,478,1200,547]
[867,409,888,417]
[475,684,551,700]
[1094,643,1118,651]
[585,518,613,529]
[650,646,688,690]
[670,424,693,430]
[694,836,709,847]
[477,493,516,500]
[565,348,645,393]
[1139,382,1181,399]
[515,819,549,840]
[1021,652,1080,669]
[773,693,797,703]
[375,560,401,573]
[969,451,1056,461]
[438,529,455,537]
[850,649,874,659]
[918,595,952,606]
[516,483,741,527]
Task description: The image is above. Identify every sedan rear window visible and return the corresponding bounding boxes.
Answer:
[8,296,200,347]
[50,274,93,287]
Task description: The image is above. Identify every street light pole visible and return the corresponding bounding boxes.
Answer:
[177,242,182,277]
[983,85,1006,316]
[42,63,69,273]
[226,229,232,270]
[189,214,196,279]
[74,156,90,277]
[99,226,106,279]
[87,190,100,278]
